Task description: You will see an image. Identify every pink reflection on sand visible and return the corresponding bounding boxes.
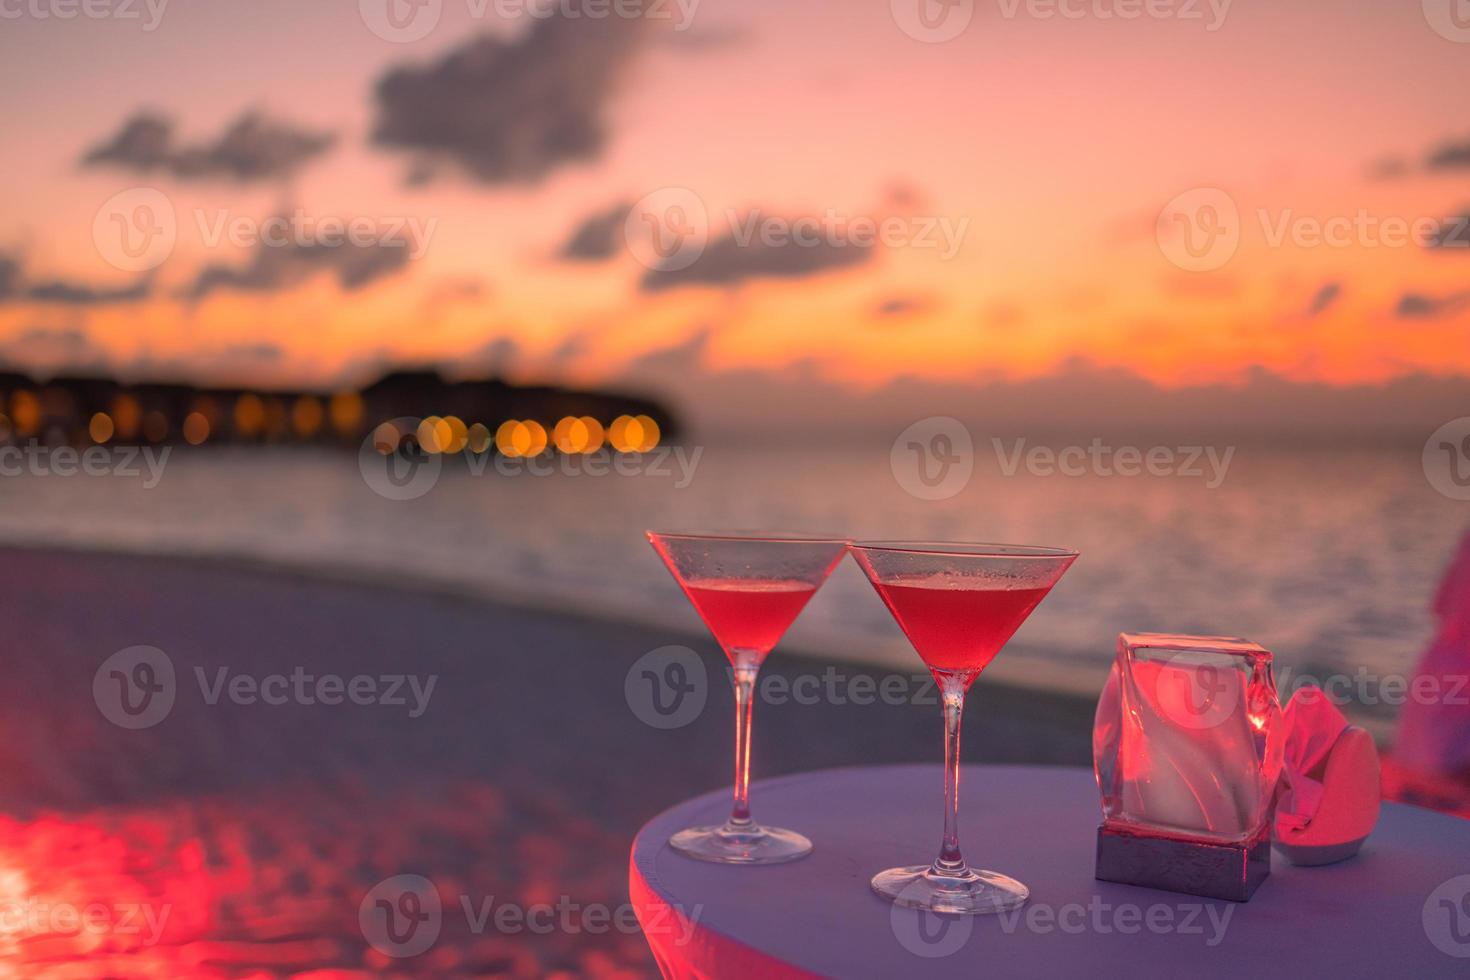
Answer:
[0,780,649,977]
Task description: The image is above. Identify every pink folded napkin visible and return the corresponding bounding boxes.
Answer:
[1276,687,1351,834]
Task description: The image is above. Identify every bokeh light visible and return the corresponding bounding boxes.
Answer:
[182,412,210,446]
[88,412,115,444]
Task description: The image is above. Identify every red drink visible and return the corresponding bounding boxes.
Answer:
[679,578,819,658]
[871,578,1052,675]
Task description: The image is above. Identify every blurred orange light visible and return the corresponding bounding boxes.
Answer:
[495,419,522,457]
[578,417,605,453]
[112,394,141,440]
[329,391,364,436]
[468,422,491,454]
[89,412,115,444]
[10,390,40,437]
[442,416,469,454]
[633,415,660,451]
[608,415,632,452]
[291,396,323,438]
[183,412,210,445]
[371,421,400,454]
[417,416,453,453]
[521,420,547,456]
[234,394,266,438]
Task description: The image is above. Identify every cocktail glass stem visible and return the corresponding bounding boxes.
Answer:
[727,653,759,831]
[934,673,971,875]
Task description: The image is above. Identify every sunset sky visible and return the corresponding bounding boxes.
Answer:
[2,0,1469,432]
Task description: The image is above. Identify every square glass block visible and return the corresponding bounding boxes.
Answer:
[1094,633,1284,844]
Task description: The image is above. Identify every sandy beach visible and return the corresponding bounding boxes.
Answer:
[0,545,1096,976]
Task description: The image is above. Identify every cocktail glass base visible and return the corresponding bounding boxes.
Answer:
[871,865,1029,914]
[669,823,812,865]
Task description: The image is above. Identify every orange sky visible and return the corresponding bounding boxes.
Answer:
[1,0,1469,396]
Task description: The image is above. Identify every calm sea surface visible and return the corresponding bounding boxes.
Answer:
[1,441,1462,729]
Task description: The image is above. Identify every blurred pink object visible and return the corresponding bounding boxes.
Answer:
[1394,530,1470,781]
[1274,687,1381,865]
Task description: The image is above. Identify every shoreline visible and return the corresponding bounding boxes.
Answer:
[0,537,1107,714]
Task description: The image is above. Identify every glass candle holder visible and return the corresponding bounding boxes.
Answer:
[1093,632,1284,901]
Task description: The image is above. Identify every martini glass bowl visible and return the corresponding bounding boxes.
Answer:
[647,531,849,864]
[849,541,1077,913]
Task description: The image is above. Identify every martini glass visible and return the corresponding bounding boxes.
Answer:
[647,531,848,864]
[849,541,1077,913]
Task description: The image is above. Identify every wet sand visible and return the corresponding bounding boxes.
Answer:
[0,547,1096,976]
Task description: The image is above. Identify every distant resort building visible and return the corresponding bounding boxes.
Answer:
[0,368,679,456]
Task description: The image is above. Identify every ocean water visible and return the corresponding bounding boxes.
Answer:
[0,440,1462,730]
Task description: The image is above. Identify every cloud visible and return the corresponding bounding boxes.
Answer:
[557,200,631,261]
[873,294,936,318]
[0,327,110,373]
[1427,137,1470,171]
[1367,157,1409,180]
[1395,291,1470,319]
[658,23,754,53]
[180,234,412,301]
[83,111,335,182]
[614,329,1470,443]
[371,17,646,185]
[1305,282,1341,318]
[639,222,873,292]
[0,252,152,306]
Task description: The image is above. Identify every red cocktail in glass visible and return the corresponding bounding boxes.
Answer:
[648,531,848,864]
[850,541,1077,913]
